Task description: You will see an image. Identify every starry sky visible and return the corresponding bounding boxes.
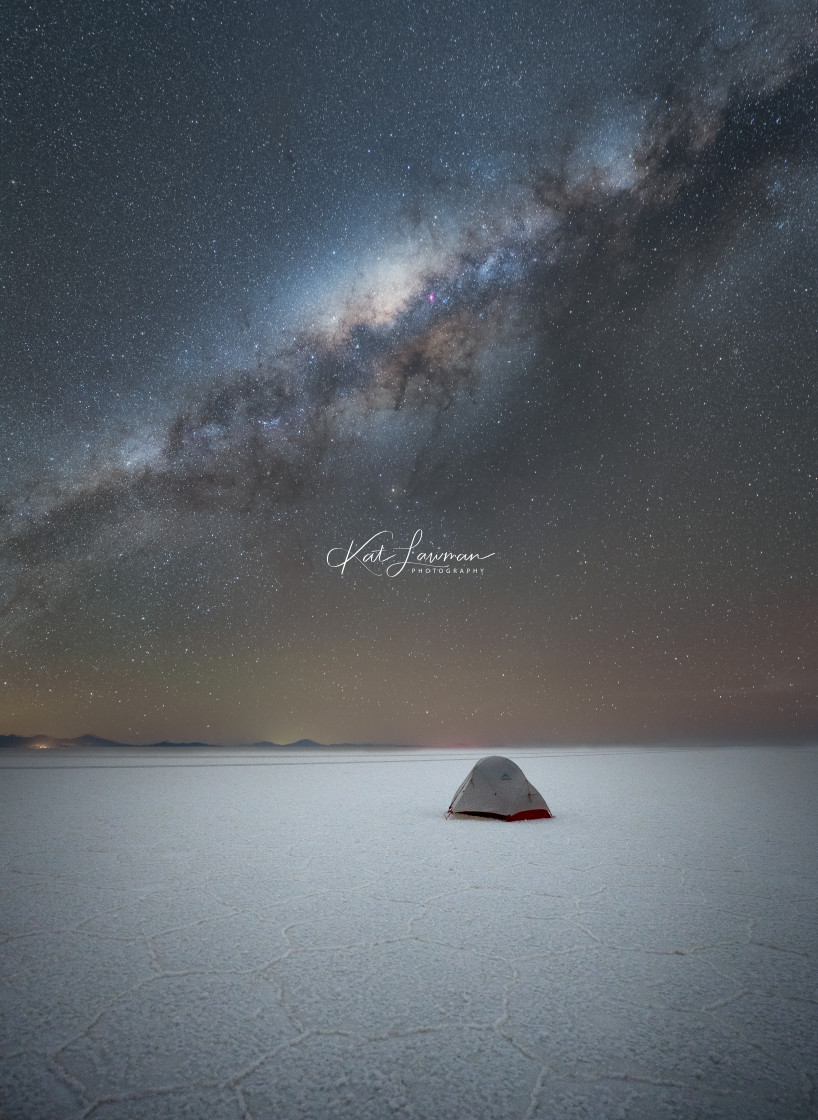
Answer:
[1,0,816,746]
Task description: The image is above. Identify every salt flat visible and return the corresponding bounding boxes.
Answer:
[1,744,816,1119]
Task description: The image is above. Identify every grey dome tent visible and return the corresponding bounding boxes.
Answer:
[446,755,553,821]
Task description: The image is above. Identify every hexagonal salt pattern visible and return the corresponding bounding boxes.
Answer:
[1,744,816,1118]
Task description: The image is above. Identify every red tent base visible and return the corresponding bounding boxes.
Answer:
[448,808,553,821]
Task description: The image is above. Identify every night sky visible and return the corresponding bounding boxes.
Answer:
[2,1,816,746]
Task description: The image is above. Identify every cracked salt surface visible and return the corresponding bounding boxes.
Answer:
[1,745,817,1119]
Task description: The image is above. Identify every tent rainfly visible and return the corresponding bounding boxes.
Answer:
[446,755,553,821]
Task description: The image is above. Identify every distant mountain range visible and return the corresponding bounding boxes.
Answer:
[0,733,411,750]
[0,733,207,750]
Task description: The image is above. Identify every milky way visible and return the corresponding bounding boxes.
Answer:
[2,2,816,744]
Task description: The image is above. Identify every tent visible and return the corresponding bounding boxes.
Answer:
[446,755,553,821]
